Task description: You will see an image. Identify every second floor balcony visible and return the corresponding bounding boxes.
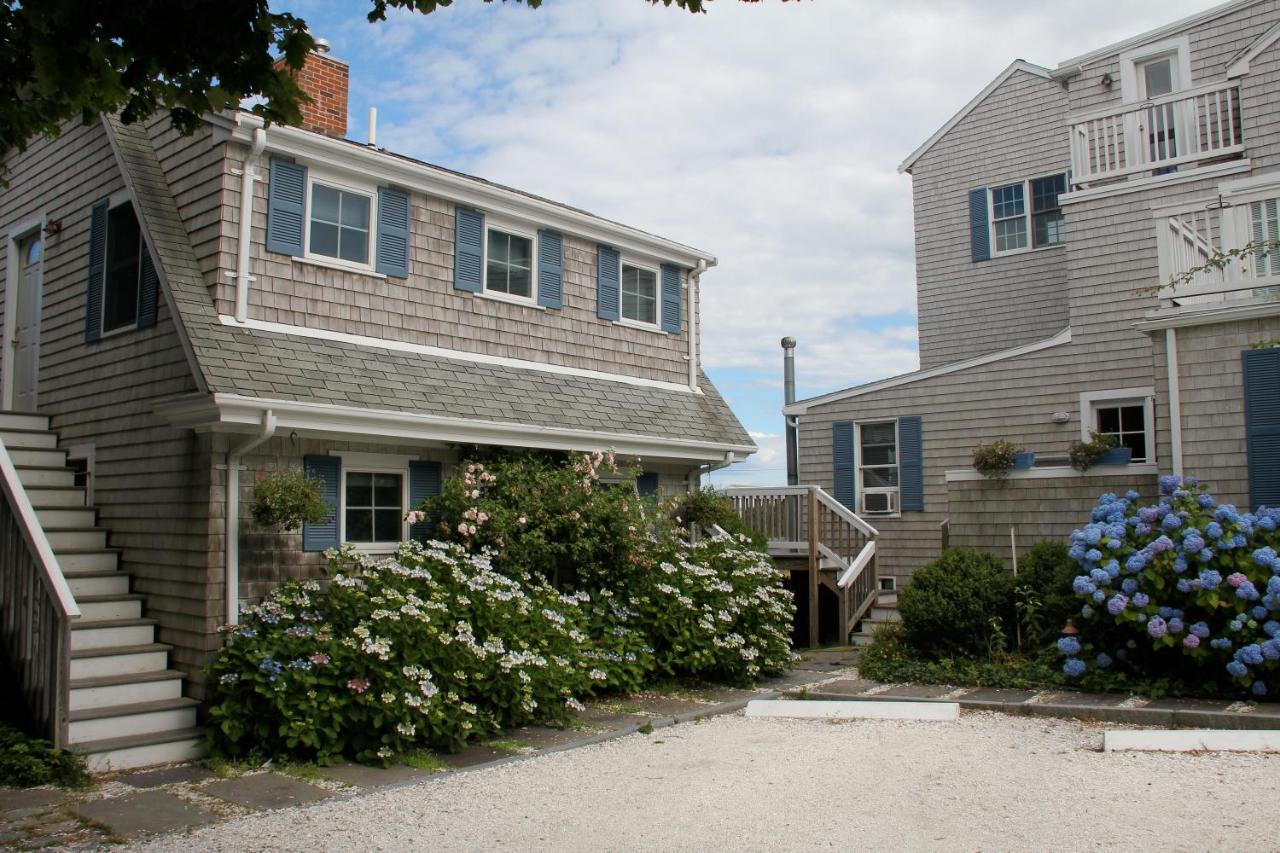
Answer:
[1153,183,1280,308]
[1069,81,1244,188]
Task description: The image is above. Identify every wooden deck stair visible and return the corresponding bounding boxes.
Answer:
[0,412,203,771]
[850,590,900,647]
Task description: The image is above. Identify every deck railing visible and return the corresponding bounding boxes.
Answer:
[1069,81,1244,187]
[0,438,79,747]
[1153,191,1280,305]
[724,485,878,645]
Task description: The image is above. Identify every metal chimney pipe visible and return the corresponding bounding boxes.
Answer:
[782,337,798,487]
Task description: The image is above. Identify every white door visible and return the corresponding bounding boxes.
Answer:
[12,233,42,412]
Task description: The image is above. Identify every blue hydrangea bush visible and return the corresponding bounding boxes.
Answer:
[1062,476,1280,696]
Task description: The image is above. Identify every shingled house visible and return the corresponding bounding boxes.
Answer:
[787,0,1280,606]
[0,49,753,768]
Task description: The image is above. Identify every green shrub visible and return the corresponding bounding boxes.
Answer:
[858,623,1062,690]
[667,487,768,551]
[251,469,330,531]
[0,724,89,788]
[896,548,1014,659]
[208,542,652,765]
[1013,541,1080,648]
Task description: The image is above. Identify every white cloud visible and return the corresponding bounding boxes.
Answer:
[335,0,1213,400]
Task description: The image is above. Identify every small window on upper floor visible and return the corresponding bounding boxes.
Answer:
[103,202,143,334]
[989,173,1068,256]
[485,226,535,301]
[621,263,659,326]
[309,182,371,266]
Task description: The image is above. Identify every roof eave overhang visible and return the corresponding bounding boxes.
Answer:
[220,114,716,270]
[156,393,756,464]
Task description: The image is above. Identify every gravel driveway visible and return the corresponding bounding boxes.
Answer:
[135,711,1276,852]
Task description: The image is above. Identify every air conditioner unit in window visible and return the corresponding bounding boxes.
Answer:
[862,491,897,515]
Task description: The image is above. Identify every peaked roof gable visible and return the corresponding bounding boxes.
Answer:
[898,60,1052,175]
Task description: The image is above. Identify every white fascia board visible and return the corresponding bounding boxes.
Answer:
[220,315,700,395]
[1133,297,1280,332]
[156,393,756,464]
[226,116,715,270]
[785,327,1071,415]
[1059,160,1253,207]
[898,60,1052,174]
[1053,0,1262,72]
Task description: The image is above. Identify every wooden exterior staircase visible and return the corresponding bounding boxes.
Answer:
[0,411,203,771]
[725,486,879,646]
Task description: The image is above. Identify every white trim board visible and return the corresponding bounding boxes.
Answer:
[745,699,959,722]
[217,315,700,395]
[945,463,1160,483]
[899,60,1052,175]
[222,114,716,271]
[785,327,1071,415]
[1228,20,1280,77]
[155,393,756,464]
[1133,297,1280,332]
[1104,729,1280,752]
[1059,161,1253,206]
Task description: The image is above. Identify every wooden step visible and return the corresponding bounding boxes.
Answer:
[70,643,173,679]
[7,446,67,468]
[64,570,128,597]
[59,549,121,573]
[45,527,107,551]
[75,594,144,622]
[25,486,87,507]
[68,697,199,744]
[70,726,206,773]
[69,669,186,712]
[14,464,75,488]
[70,618,157,651]
[0,411,50,432]
[0,427,58,449]
[34,505,96,530]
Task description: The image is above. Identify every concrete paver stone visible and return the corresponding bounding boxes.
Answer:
[202,773,333,810]
[320,763,433,789]
[74,791,216,839]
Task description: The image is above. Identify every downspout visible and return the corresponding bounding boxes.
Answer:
[224,410,277,626]
[1165,327,1183,477]
[233,128,267,323]
[687,259,709,391]
[782,337,798,487]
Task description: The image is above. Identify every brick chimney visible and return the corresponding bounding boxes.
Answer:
[277,46,349,138]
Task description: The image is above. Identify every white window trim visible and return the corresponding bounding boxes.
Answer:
[101,192,144,339]
[989,175,1067,257]
[336,452,410,553]
[618,257,662,330]
[482,217,538,306]
[1079,387,1157,465]
[1119,36,1192,103]
[303,168,378,274]
[856,420,901,518]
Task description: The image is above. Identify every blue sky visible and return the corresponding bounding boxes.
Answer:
[278,0,1217,485]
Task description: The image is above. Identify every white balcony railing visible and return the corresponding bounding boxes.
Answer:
[1155,190,1280,304]
[1070,81,1244,188]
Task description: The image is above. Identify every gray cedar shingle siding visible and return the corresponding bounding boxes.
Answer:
[910,68,1071,370]
[0,120,220,694]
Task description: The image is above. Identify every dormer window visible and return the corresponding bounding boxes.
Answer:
[308,182,372,266]
[485,227,534,300]
[620,262,659,326]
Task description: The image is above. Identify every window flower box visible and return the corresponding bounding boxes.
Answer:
[1098,447,1133,466]
[1013,451,1036,470]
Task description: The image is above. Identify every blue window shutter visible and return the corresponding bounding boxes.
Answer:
[408,460,443,542]
[537,230,563,309]
[636,472,659,497]
[597,245,620,320]
[661,263,682,334]
[832,421,855,511]
[1244,348,1280,509]
[898,415,924,512]
[266,158,307,256]
[454,206,484,293]
[137,246,158,329]
[302,455,341,552]
[85,199,108,343]
[376,187,410,278]
[968,187,990,262]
